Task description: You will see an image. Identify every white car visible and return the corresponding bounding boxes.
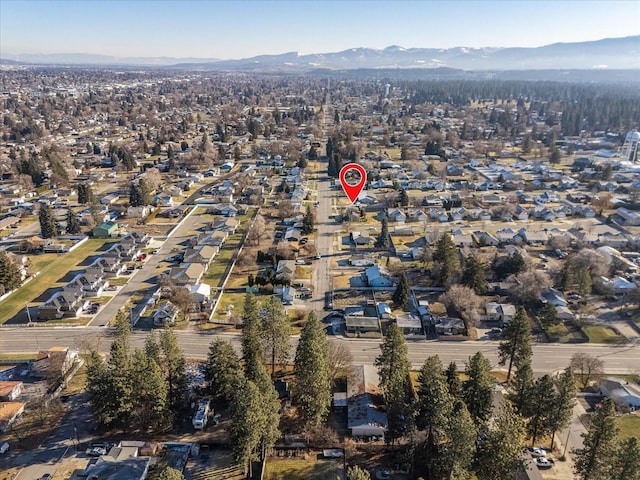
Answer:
[86,447,107,457]
[535,457,554,469]
[529,447,547,458]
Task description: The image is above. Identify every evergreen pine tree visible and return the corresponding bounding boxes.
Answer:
[508,357,534,416]
[375,217,391,248]
[241,293,262,375]
[375,323,411,444]
[38,204,57,239]
[392,272,410,308]
[547,367,577,449]
[574,398,619,480]
[607,436,640,480]
[0,251,22,294]
[302,204,315,234]
[294,312,331,425]
[205,339,243,404]
[498,306,532,382]
[261,296,292,377]
[463,352,493,424]
[65,208,81,234]
[445,361,462,399]
[475,403,526,480]
[159,327,187,412]
[462,254,488,294]
[433,232,459,286]
[527,374,556,446]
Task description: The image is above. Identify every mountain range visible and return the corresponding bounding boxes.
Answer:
[2,36,639,71]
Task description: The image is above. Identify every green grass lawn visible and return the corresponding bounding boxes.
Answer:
[211,292,246,321]
[264,456,343,480]
[616,415,640,440]
[0,238,117,324]
[583,325,627,344]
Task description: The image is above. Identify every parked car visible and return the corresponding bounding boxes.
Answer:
[86,447,107,457]
[529,447,547,458]
[535,457,554,469]
[41,475,52,480]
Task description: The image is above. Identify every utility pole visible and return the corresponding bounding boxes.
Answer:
[25,303,32,325]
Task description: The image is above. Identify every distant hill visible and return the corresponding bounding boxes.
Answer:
[0,53,220,66]
[172,36,640,72]
[2,36,638,71]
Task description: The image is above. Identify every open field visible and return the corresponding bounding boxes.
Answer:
[0,238,117,324]
[264,455,344,480]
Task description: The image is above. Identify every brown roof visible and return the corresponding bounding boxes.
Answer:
[0,381,22,398]
[0,401,25,424]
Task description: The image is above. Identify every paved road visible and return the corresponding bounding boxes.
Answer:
[89,207,202,326]
[310,171,341,315]
[2,327,638,374]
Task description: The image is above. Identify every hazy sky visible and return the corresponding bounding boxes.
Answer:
[1,0,639,59]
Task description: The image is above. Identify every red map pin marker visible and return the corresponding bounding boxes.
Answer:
[339,163,367,204]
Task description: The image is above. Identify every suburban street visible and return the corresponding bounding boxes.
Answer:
[1,326,639,374]
[89,207,199,327]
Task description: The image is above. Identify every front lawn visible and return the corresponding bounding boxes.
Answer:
[264,455,344,480]
[616,414,640,440]
[583,325,627,344]
[0,238,117,324]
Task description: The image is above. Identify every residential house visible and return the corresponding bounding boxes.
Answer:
[38,291,87,319]
[495,228,518,244]
[435,317,466,336]
[473,231,500,247]
[599,377,640,410]
[184,245,218,269]
[282,286,296,305]
[126,205,151,219]
[351,231,374,246]
[363,265,396,288]
[347,365,387,439]
[64,272,107,297]
[0,402,25,433]
[87,256,126,278]
[30,347,78,380]
[349,255,375,267]
[542,288,568,307]
[617,207,640,226]
[519,228,548,246]
[153,301,179,326]
[170,263,205,287]
[190,283,211,304]
[104,242,140,262]
[388,208,406,223]
[345,316,381,337]
[0,381,23,401]
[153,192,175,207]
[485,302,516,324]
[396,314,422,334]
[276,260,296,277]
[377,303,392,319]
[284,227,302,242]
[605,276,636,295]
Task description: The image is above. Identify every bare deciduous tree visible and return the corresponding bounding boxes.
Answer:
[570,352,604,389]
[327,339,353,385]
[438,284,482,329]
[509,269,552,304]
